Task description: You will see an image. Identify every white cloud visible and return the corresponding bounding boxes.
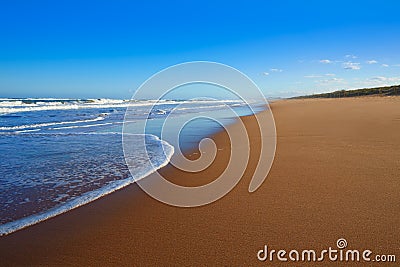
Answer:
[381,64,389,67]
[317,77,346,85]
[351,76,400,88]
[345,54,357,59]
[305,73,335,78]
[329,77,344,82]
[262,72,270,76]
[270,68,283,72]
[304,75,323,78]
[370,76,386,82]
[369,76,400,82]
[319,59,332,64]
[366,60,378,64]
[343,62,361,70]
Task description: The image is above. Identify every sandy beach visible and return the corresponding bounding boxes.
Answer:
[0,96,399,266]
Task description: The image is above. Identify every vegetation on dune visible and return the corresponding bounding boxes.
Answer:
[293,85,400,99]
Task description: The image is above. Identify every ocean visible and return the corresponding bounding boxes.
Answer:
[0,98,263,235]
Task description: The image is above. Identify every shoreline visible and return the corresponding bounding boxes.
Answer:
[0,103,255,236]
[1,96,399,266]
[0,133,174,237]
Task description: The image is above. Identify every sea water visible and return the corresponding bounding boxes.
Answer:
[0,98,263,235]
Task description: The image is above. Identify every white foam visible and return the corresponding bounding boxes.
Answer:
[0,103,127,114]
[0,98,244,115]
[0,134,174,236]
[49,122,113,130]
[14,129,41,133]
[0,116,106,131]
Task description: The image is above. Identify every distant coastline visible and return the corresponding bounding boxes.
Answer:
[293,84,400,99]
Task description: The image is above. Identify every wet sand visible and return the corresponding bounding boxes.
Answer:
[0,96,399,266]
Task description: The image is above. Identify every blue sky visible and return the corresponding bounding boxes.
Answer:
[1,0,400,98]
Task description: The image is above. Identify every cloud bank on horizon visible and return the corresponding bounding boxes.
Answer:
[261,52,400,97]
